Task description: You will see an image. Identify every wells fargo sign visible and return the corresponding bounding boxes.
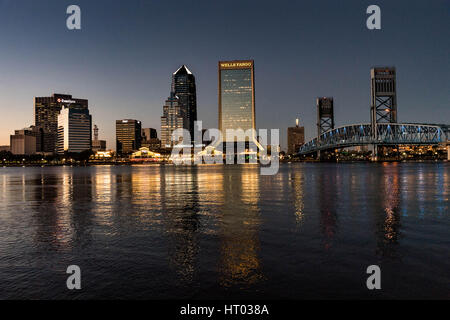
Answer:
[219,61,253,69]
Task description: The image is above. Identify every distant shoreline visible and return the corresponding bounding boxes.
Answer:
[1,159,448,168]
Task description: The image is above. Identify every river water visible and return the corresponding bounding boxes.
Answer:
[0,163,448,299]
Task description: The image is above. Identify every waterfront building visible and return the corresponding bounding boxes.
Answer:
[141,128,160,150]
[172,65,197,142]
[287,118,305,154]
[57,106,92,154]
[217,60,261,157]
[160,94,184,148]
[91,150,113,160]
[141,138,161,151]
[35,93,89,153]
[0,145,10,152]
[116,119,142,155]
[10,126,45,155]
[130,147,162,162]
[10,127,37,155]
[218,60,256,141]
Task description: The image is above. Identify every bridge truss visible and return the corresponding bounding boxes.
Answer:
[298,123,448,155]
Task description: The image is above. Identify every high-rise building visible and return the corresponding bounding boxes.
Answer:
[142,128,157,140]
[35,93,89,153]
[172,65,197,141]
[218,60,256,142]
[160,94,184,148]
[92,124,107,152]
[57,106,92,154]
[116,119,142,155]
[287,118,305,154]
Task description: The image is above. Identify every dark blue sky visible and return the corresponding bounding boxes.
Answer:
[0,0,449,150]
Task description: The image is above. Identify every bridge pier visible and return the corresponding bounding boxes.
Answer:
[369,144,378,161]
[447,145,450,161]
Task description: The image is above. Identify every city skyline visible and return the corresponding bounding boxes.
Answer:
[0,0,449,304]
[0,0,449,151]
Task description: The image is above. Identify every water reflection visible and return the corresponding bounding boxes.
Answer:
[0,163,449,299]
[374,163,401,257]
[161,166,200,284]
[289,170,305,225]
[218,166,263,288]
[317,167,338,250]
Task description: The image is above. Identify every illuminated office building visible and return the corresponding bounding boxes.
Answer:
[172,65,197,141]
[218,60,256,142]
[57,106,92,154]
[116,119,142,155]
[35,93,89,153]
[160,94,184,148]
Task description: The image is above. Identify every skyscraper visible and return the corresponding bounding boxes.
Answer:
[160,94,184,148]
[116,119,142,155]
[218,60,256,142]
[57,106,92,154]
[35,93,89,153]
[172,65,197,141]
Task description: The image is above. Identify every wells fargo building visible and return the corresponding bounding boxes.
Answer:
[218,60,255,142]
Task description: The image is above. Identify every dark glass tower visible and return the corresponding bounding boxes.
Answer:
[171,65,197,143]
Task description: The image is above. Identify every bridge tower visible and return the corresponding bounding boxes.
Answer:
[370,67,397,136]
[370,67,397,160]
[317,97,334,138]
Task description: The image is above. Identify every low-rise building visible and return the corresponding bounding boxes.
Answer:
[10,126,44,155]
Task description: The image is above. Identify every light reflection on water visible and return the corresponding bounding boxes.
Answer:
[0,163,448,299]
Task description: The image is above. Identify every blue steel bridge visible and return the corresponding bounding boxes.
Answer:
[298,123,450,155]
[298,68,449,157]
